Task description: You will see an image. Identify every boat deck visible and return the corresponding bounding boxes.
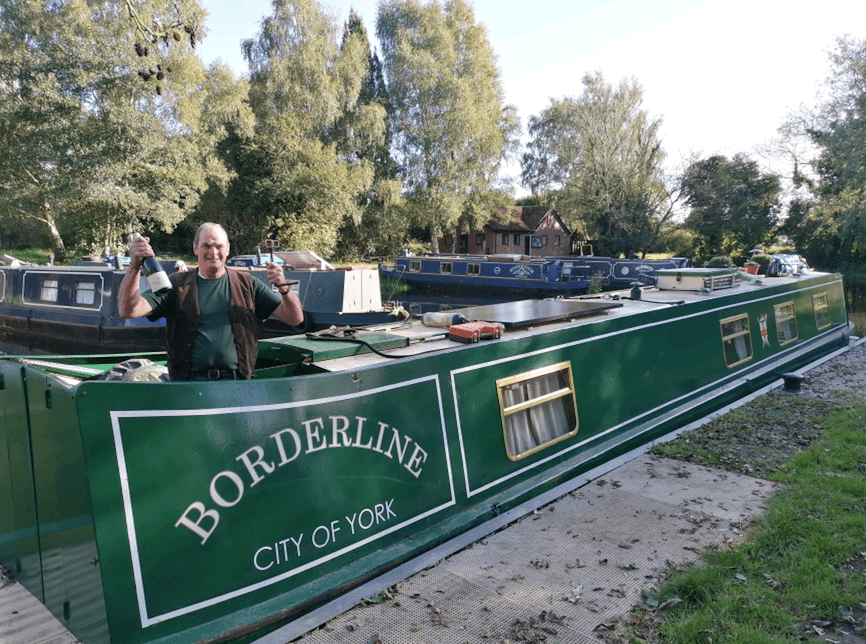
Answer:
[262,276,777,373]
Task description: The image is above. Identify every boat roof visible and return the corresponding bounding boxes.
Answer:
[259,270,837,373]
[2,269,838,385]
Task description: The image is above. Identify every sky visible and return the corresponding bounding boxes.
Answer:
[196,0,866,192]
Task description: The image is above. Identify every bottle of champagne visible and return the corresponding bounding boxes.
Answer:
[134,234,172,294]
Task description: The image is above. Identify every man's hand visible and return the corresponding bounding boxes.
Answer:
[266,261,288,294]
[129,234,155,270]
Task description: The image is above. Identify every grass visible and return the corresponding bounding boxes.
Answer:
[609,404,866,644]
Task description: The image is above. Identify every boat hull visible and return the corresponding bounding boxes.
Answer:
[0,272,851,644]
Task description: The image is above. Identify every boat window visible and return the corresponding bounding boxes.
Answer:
[720,314,753,368]
[40,279,59,302]
[74,280,97,306]
[774,301,798,345]
[440,262,453,274]
[812,293,831,330]
[409,260,421,272]
[467,263,480,275]
[497,362,579,461]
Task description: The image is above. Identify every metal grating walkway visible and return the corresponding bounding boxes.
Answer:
[292,456,779,644]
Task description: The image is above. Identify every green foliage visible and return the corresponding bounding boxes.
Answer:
[377,0,520,252]
[0,0,222,262]
[680,154,781,260]
[655,225,699,259]
[705,255,733,267]
[226,0,383,258]
[521,71,674,257]
[782,37,866,273]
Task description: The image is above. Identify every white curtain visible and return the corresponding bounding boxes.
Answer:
[502,372,572,457]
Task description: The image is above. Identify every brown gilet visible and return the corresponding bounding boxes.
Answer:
[165,270,259,381]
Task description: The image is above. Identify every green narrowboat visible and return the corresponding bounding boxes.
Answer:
[0,268,852,644]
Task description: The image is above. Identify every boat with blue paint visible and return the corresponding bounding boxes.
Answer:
[379,253,691,297]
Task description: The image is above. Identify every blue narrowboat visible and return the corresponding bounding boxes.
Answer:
[379,253,690,297]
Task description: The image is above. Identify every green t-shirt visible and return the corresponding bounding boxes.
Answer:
[144,271,282,372]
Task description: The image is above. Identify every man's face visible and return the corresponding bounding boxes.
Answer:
[194,228,230,277]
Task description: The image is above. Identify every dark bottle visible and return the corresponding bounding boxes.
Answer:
[135,234,172,294]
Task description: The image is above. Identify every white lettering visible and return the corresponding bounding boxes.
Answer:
[383,428,411,462]
[405,444,428,478]
[210,470,245,507]
[353,416,373,449]
[290,533,303,557]
[312,524,331,548]
[303,418,328,453]
[330,416,352,447]
[372,421,388,454]
[358,507,374,530]
[175,502,219,544]
[236,446,274,486]
[345,512,357,534]
[254,546,273,571]
[271,428,302,465]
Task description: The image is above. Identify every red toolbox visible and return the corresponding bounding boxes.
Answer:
[448,321,504,344]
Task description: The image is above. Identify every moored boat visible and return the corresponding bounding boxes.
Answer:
[0,260,181,355]
[378,252,691,297]
[230,250,406,334]
[0,267,852,644]
[0,257,402,355]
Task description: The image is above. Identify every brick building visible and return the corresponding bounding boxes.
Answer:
[436,206,573,257]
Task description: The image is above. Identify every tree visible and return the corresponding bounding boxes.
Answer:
[0,0,216,261]
[521,71,671,257]
[780,36,866,273]
[332,10,406,260]
[680,154,781,260]
[377,0,520,252]
[231,0,380,257]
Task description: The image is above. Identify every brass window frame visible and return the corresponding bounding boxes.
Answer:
[720,313,753,368]
[812,292,830,330]
[773,301,798,346]
[496,361,579,461]
[440,262,453,274]
[467,263,480,275]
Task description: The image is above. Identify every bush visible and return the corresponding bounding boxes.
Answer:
[705,255,733,267]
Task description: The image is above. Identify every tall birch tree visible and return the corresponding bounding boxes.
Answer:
[377,0,520,252]
[233,0,380,257]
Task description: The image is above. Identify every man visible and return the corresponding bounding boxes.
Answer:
[118,223,304,381]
